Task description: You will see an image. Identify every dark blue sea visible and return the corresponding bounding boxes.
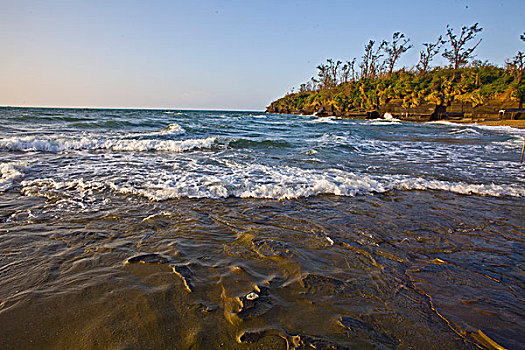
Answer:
[0,107,524,349]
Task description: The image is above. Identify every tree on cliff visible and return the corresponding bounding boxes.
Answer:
[384,32,412,75]
[416,36,445,74]
[340,59,356,83]
[506,32,525,85]
[509,52,524,84]
[442,23,483,70]
[315,59,343,90]
[349,58,357,82]
[360,40,387,79]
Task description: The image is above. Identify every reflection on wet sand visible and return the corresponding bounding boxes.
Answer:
[0,191,522,349]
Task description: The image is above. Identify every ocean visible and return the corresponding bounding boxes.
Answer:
[0,107,523,349]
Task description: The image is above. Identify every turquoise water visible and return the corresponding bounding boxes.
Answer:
[0,107,524,349]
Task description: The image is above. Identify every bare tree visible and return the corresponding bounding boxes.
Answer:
[315,59,342,89]
[442,23,483,70]
[371,41,387,77]
[384,32,412,75]
[315,63,330,90]
[349,58,357,81]
[299,83,307,92]
[506,32,525,84]
[328,59,342,86]
[508,52,524,84]
[360,41,374,79]
[340,61,350,84]
[416,35,445,73]
[360,40,386,79]
[338,58,358,83]
[310,77,319,91]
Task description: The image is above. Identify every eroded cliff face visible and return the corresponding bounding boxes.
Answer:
[266,67,524,121]
[266,97,522,121]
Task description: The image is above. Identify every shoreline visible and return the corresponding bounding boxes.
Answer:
[457,119,525,129]
[293,112,525,129]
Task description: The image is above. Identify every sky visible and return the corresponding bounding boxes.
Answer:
[1,0,524,111]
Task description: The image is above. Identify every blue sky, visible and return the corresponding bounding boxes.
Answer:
[1,0,524,110]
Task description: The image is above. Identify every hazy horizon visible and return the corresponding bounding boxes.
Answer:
[2,0,524,110]
[0,105,264,112]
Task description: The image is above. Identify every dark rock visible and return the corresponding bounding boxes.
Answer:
[170,264,194,292]
[195,301,218,313]
[366,111,380,119]
[294,334,345,349]
[315,107,329,117]
[251,239,293,258]
[125,253,169,265]
[237,286,272,320]
[338,316,395,348]
[300,274,347,295]
[239,331,264,343]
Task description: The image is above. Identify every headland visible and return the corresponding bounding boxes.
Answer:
[266,67,525,128]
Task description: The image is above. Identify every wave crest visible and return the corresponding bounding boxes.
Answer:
[0,135,216,153]
[19,165,525,201]
[0,162,26,192]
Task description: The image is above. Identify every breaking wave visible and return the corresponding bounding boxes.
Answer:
[0,162,26,192]
[19,165,525,202]
[150,123,185,135]
[0,135,216,153]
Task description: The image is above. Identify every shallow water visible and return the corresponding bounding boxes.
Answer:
[0,107,524,349]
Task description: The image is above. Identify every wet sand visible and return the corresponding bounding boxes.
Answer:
[1,191,523,349]
[455,119,525,129]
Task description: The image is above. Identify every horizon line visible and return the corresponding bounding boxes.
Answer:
[0,105,265,112]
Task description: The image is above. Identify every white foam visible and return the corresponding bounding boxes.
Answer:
[369,119,401,125]
[88,165,384,200]
[105,165,525,200]
[392,176,525,197]
[153,123,186,136]
[471,123,525,135]
[0,162,25,191]
[427,121,525,135]
[20,166,525,202]
[0,135,215,153]
[381,113,401,122]
[490,136,524,149]
[21,178,106,199]
[426,121,464,127]
[449,128,480,135]
[309,117,337,124]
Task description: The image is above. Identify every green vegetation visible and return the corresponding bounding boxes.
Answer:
[268,65,521,114]
[267,25,525,119]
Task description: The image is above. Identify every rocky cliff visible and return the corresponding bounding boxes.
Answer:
[266,67,524,121]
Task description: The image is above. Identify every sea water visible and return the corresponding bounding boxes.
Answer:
[0,107,523,349]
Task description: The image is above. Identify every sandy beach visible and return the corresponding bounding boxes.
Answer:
[472,119,525,129]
